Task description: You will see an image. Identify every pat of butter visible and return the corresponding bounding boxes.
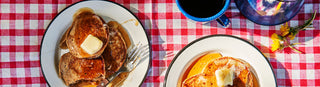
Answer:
[80,34,103,54]
[215,67,234,87]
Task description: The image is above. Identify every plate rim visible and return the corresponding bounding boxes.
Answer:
[39,0,152,86]
[163,34,278,87]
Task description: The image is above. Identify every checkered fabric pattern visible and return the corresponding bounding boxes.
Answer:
[0,0,319,87]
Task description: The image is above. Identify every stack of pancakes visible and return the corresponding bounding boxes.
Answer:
[182,53,258,87]
[58,8,128,86]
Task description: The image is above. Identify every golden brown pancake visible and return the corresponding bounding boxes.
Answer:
[64,8,109,58]
[59,53,106,86]
[183,57,255,87]
[203,57,253,87]
[183,73,217,87]
[102,21,127,78]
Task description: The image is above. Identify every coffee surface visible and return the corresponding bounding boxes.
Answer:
[179,0,225,18]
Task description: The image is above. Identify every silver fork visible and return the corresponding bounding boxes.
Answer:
[98,42,148,86]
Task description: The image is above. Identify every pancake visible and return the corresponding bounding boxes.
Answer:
[65,8,109,58]
[203,57,254,87]
[183,73,217,87]
[102,21,127,78]
[69,80,97,87]
[59,53,106,86]
[182,57,256,87]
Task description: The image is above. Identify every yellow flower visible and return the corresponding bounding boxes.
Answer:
[269,10,316,53]
[271,33,280,41]
[271,33,281,52]
[280,22,290,36]
[288,33,296,40]
[271,40,280,52]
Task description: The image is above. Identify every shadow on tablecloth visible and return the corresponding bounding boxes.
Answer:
[127,5,168,86]
[253,40,292,86]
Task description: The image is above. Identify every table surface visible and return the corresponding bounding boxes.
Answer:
[0,0,319,87]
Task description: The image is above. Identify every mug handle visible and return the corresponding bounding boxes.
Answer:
[216,14,230,28]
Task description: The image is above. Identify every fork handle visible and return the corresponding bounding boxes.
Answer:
[96,79,109,87]
[96,71,122,87]
[100,67,126,86]
[107,70,122,82]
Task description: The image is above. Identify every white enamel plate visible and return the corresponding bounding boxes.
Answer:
[164,35,277,87]
[40,1,150,87]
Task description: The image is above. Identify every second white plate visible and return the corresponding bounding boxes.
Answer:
[164,35,277,87]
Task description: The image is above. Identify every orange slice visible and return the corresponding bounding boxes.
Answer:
[186,53,222,78]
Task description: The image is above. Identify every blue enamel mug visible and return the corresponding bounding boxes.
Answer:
[176,0,231,28]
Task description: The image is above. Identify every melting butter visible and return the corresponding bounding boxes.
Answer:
[80,34,103,54]
[215,67,234,87]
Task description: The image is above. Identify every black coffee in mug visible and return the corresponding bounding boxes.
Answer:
[179,0,226,18]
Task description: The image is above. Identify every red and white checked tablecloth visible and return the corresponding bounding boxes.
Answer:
[0,0,319,87]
